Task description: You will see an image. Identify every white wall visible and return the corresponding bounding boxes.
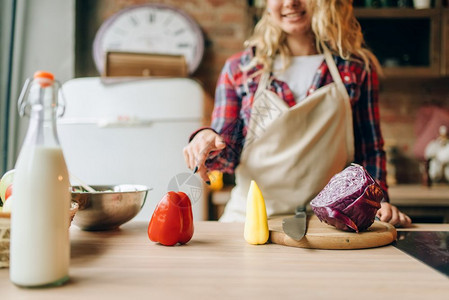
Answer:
[8,0,75,167]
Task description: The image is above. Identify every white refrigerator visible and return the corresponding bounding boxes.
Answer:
[57,77,206,221]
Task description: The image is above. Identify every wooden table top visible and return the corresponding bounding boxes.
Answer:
[1,221,449,299]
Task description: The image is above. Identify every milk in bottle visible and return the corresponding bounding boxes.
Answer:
[10,71,70,287]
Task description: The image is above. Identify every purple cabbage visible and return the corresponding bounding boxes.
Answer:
[310,164,383,232]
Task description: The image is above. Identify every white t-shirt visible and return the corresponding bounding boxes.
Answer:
[273,54,324,103]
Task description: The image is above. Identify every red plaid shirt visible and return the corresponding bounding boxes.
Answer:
[195,48,388,200]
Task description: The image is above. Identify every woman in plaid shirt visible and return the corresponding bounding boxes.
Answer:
[184,0,411,227]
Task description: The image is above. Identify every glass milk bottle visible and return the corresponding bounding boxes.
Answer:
[10,71,70,287]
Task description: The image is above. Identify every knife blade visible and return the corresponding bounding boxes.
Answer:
[282,206,307,241]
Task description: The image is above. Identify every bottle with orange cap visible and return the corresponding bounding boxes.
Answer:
[10,71,70,287]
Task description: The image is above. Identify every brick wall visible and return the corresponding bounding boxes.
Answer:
[380,78,449,184]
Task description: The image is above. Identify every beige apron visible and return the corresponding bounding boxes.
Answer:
[219,47,355,222]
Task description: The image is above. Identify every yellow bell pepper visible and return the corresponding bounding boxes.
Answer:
[244,180,269,245]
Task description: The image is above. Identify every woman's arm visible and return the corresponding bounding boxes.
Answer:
[185,57,246,176]
[207,61,245,173]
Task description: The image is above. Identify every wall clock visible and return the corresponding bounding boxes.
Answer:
[93,3,204,75]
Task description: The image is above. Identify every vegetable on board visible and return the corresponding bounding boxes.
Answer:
[310,164,383,233]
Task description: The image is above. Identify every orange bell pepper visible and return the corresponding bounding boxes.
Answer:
[147,191,194,246]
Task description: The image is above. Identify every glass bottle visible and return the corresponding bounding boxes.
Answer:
[10,71,70,287]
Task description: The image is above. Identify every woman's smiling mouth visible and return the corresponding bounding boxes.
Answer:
[282,11,306,20]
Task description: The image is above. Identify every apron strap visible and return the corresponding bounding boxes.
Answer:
[322,43,354,162]
[322,44,348,100]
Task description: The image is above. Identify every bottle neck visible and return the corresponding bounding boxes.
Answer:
[21,83,62,148]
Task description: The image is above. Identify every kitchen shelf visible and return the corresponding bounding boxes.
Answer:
[354,8,444,77]
[355,8,441,18]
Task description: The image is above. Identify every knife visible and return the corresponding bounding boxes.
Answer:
[282,206,307,241]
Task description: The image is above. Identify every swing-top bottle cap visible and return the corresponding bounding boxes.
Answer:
[33,71,54,87]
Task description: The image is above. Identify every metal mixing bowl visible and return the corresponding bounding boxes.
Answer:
[71,184,149,231]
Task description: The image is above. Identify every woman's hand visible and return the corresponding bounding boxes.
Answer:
[183,129,226,183]
[376,202,412,228]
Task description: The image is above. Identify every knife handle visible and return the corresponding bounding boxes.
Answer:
[295,206,306,214]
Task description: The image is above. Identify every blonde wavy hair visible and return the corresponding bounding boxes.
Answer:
[245,0,382,74]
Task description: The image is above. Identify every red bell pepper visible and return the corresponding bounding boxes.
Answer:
[147,191,194,246]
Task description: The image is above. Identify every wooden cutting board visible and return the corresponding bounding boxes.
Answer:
[269,214,397,250]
